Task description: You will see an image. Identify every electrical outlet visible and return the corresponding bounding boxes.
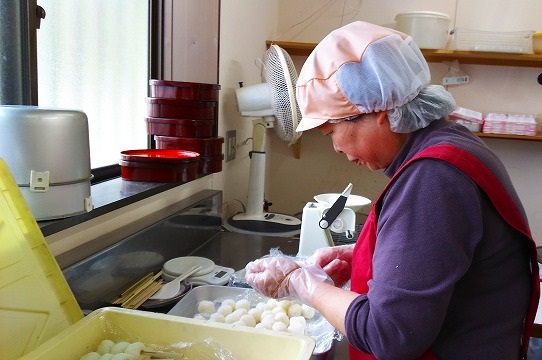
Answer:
[225,130,236,162]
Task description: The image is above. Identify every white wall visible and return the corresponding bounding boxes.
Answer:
[259,0,542,243]
[215,0,279,219]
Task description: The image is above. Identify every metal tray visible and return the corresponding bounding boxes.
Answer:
[168,285,336,358]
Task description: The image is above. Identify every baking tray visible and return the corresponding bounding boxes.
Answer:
[168,285,336,356]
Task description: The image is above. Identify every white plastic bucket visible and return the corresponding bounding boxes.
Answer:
[395,11,451,49]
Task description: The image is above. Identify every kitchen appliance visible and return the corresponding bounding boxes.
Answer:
[224,44,302,236]
[297,184,371,258]
[0,105,92,220]
[395,11,451,49]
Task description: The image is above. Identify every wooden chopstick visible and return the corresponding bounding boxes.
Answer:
[110,271,164,308]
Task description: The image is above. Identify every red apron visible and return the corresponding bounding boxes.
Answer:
[349,144,540,360]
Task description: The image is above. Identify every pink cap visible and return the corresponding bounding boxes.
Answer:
[295,21,430,132]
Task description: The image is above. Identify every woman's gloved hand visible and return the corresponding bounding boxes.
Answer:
[245,257,333,305]
[310,244,354,288]
[245,256,300,298]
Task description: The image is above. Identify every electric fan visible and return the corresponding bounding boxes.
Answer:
[224,45,302,237]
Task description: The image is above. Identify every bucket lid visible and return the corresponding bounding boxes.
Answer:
[395,11,450,20]
[0,158,83,359]
[120,149,200,163]
[534,32,542,38]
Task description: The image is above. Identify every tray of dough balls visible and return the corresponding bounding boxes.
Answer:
[167,285,337,355]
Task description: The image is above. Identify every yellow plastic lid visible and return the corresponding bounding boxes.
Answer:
[0,158,83,360]
[534,33,542,38]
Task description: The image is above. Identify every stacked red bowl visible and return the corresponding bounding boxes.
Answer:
[146,80,223,176]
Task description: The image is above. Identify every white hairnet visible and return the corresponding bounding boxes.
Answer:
[387,84,457,133]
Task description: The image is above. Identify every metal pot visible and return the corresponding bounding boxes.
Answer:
[0,105,92,220]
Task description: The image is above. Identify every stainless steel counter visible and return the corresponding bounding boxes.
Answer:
[60,190,349,359]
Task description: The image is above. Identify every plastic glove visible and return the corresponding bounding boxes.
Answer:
[310,244,354,288]
[245,256,300,298]
[287,263,334,306]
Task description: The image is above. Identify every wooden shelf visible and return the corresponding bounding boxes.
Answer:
[267,40,542,143]
[475,132,542,141]
[266,40,542,68]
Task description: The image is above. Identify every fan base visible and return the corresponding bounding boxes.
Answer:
[224,212,301,237]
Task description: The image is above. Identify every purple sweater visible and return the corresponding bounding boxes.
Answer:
[345,119,532,359]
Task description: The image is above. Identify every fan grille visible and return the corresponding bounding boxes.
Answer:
[264,45,302,145]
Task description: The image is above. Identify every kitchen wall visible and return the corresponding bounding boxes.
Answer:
[173,0,542,245]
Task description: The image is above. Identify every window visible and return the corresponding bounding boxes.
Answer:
[1,0,159,169]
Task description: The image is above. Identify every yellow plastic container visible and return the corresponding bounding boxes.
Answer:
[0,158,315,360]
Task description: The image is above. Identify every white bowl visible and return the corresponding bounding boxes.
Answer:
[313,193,371,212]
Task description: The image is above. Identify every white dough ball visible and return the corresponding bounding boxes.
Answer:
[288,323,305,335]
[110,341,130,354]
[260,316,275,329]
[287,303,303,318]
[97,340,115,355]
[278,300,293,311]
[125,342,145,357]
[232,308,248,317]
[266,298,278,310]
[197,300,215,314]
[275,312,289,326]
[271,306,286,315]
[260,310,274,320]
[222,298,236,308]
[209,313,225,323]
[80,352,101,360]
[216,304,234,316]
[240,314,257,327]
[225,312,241,324]
[235,299,251,311]
[272,321,288,332]
[255,322,269,330]
[289,316,307,328]
[193,314,206,321]
[255,302,267,312]
[248,308,263,322]
[301,304,315,319]
[232,320,247,327]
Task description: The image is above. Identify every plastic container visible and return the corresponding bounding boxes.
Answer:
[534,33,542,54]
[149,80,220,101]
[0,158,316,360]
[482,113,537,136]
[146,97,216,120]
[395,11,451,49]
[120,149,200,183]
[145,117,215,137]
[452,28,535,53]
[155,136,224,156]
[450,107,484,132]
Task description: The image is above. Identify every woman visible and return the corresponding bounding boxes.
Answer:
[245,21,539,359]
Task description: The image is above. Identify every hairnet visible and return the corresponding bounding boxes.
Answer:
[295,21,457,133]
[387,84,457,133]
